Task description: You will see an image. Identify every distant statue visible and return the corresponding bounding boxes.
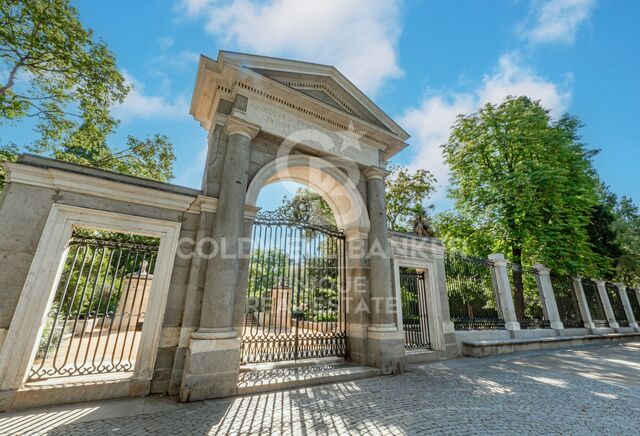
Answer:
[412,214,435,238]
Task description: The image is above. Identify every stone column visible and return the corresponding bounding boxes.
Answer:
[532,264,564,329]
[344,228,370,365]
[572,278,595,329]
[363,167,405,374]
[488,254,520,331]
[180,116,260,402]
[614,283,638,329]
[595,280,619,328]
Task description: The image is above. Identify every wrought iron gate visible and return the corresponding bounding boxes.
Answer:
[400,268,431,349]
[30,232,158,380]
[241,207,347,364]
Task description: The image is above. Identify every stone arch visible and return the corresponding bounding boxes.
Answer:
[246,155,370,234]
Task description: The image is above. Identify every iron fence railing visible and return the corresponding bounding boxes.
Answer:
[581,279,607,327]
[445,252,505,330]
[605,283,629,327]
[627,288,640,321]
[551,274,583,328]
[507,264,550,329]
[30,233,159,381]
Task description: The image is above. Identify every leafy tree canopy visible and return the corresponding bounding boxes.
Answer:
[440,96,605,279]
[0,142,18,191]
[279,188,336,227]
[385,165,436,232]
[612,196,640,286]
[0,0,175,187]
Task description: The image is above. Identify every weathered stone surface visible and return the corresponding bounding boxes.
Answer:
[179,337,240,401]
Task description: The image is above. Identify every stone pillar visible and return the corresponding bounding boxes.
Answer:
[532,264,564,329]
[344,229,370,365]
[180,116,260,402]
[595,280,619,329]
[572,278,595,329]
[116,262,153,331]
[488,254,520,331]
[269,283,293,330]
[614,283,638,329]
[363,167,405,374]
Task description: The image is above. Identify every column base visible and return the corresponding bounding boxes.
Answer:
[550,321,564,330]
[0,389,16,412]
[583,321,596,329]
[629,322,639,329]
[366,326,405,375]
[609,322,620,329]
[179,335,240,402]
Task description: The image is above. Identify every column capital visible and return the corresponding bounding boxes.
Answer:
[225,115,260,140]
[612,282,626,290]
[593,278,606,286]
[532,263,551,275]
[363,166,389,181]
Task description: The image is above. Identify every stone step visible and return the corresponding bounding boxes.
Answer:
[462,331,640,357]
[237,362,381,395]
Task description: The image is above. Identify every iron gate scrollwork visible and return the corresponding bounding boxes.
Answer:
[241,203,347,364]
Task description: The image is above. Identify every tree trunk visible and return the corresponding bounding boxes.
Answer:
[512,246,525,321]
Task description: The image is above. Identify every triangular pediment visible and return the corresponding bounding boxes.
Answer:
[248,68,390,130]
[190,51,410,158]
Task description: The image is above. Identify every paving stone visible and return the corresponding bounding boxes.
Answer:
[2,342,640,435]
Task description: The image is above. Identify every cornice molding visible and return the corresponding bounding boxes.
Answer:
[5,162,264,218]
[6,162,208,215]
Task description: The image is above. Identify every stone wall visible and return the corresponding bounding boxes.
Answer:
[0,155,206,396]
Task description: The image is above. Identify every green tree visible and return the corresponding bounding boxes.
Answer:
[0,143,18,191]
[0,0,175,188]
[586,188,623,279]
[434,211,497,257]
[280,188,336,226]
[613,196,640,286]
[385,166,436,232]
[1,0,127,147]
[442,96,604,319]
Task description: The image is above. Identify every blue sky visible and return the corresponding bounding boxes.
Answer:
[3,0,639,210]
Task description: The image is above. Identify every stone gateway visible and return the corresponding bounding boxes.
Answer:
[2,51,633,412]
[0,52,458,411]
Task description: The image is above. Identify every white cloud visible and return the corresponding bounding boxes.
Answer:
[177,0,403,95]
[479,53,571,116]
[112,72,190,121]
[521,0,596,45]
[398,53,572,201]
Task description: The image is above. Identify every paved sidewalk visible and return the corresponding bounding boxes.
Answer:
[1,342,640,435]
